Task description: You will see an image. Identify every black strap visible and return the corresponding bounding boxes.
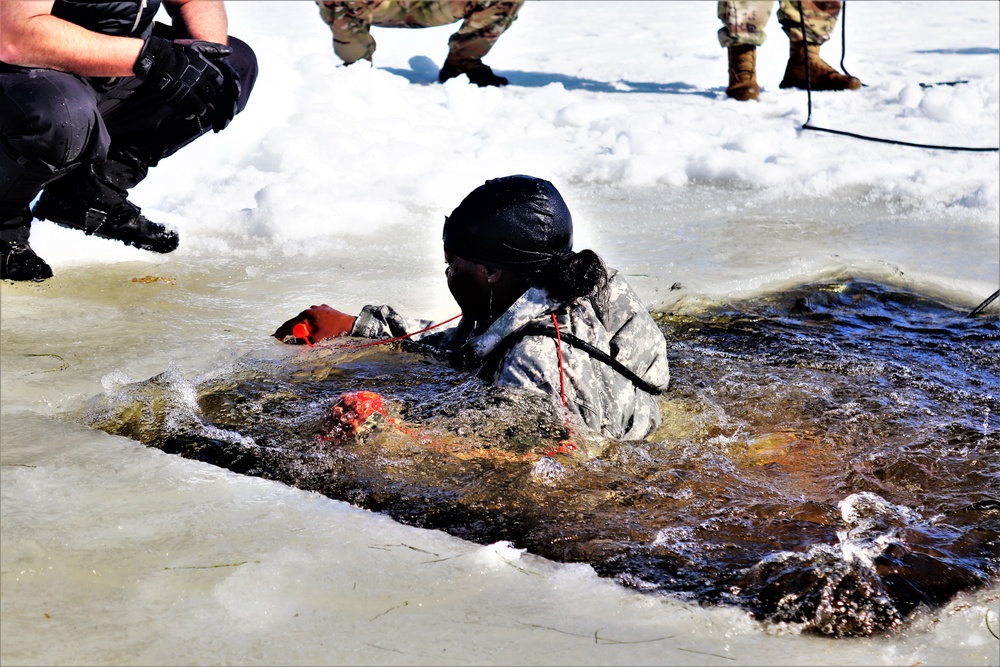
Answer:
[968,289,1000,318]
[482,321,663,396]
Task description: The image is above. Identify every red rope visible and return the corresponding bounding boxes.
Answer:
[319,313,463,351]
[544,311,578,456]
[551,312,567,408]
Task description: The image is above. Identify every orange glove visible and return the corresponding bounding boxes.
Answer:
[272,304,358,345]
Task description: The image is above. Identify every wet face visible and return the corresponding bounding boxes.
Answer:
[445,252,492,325]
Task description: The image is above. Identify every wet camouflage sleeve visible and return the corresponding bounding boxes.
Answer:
[316,0,523,68]
[718,0,842,47]
[351,304,438,339]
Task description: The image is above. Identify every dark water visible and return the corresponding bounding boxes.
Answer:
[87,281,1000,637]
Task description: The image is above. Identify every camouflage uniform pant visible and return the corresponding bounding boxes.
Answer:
[717,0,842,47]
[317,0,524,69]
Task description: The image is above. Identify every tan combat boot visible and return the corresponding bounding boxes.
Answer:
[779,42,861,91]
[726,44,760,101]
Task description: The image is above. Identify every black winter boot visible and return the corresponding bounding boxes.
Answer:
[32,157,179,254]
[1,239,53,282]
[466,64,508,87]
[0,207,52,282]
[1,209,53,282]
[439,58,508,87]
[33,195,179,253]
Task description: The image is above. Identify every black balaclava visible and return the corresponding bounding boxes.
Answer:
[442,175,573,270]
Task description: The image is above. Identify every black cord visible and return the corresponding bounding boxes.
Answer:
[797,2,999,319]
[838,1,853,79]
[801,123,999,151]
[969,289,1000,317]
[798,2,814,124]
[796,1,999,153]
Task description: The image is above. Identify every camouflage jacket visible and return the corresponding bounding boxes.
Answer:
[351,270,669,440]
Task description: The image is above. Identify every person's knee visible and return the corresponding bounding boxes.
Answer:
[2,73,106,168]
[226,36,259,113]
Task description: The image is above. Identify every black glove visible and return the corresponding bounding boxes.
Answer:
[209,56,241,132]
[133,36,230,118]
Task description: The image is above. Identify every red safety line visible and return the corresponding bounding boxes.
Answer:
[320,313,463,351]
[551,312,567,408]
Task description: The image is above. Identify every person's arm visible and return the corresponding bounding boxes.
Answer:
[273,305,359,345]
[163,0,228,43]
[603,272,669,391]
[273,304,445,346]
[0,0,142,75]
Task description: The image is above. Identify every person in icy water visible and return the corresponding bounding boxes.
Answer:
[273,175,670,440]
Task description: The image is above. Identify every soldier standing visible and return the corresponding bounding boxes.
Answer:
[718,0,861,101]
[316,0,523,87]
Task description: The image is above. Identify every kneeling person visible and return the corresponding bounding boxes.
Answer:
[0,0,258,281]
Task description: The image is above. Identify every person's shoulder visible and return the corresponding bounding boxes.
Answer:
[605,267,641,300]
